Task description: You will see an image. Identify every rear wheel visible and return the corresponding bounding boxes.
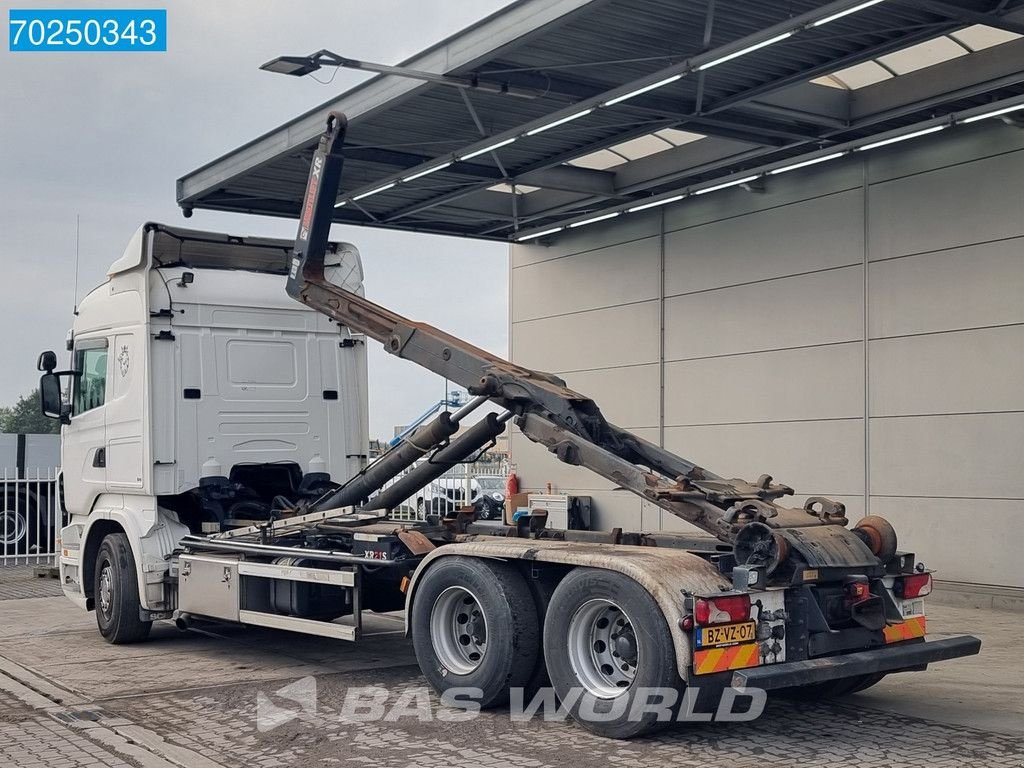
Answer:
[543,568,681,739]
[412,556,539,708]
[94,533,152,644]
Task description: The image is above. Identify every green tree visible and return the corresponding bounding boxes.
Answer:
[0,389,61,434]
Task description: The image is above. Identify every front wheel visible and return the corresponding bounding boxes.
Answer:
[94,533,152,644]
[412,556,539,708]
[543,568,681,739]
[473,498,499,521]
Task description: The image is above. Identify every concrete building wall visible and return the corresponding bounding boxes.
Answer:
[509,120,1024,590]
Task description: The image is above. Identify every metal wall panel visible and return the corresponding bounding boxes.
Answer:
[870,412,1024,500]
[663,188,864,296]
[508,121,1023,589]
[870,497,1023,588]
[663,266,863,361]
[511,212,660,269]
[512,236,660,322]
[511,300,660,372]
[870,326,1024,417]
[868,151,1024,259]
[664,420,864,497]
[662,159,863,233]
[664,342,863,426]
[868,239,1024,339]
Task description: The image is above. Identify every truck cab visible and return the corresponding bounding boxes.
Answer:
[39,223,368,619]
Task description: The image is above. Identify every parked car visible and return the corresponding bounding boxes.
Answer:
[418,477,478,515]
[471,475,505,521]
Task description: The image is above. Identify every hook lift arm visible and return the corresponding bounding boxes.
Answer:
[287,113,860,552]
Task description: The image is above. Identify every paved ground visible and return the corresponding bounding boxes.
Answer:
[0,565,1020,768]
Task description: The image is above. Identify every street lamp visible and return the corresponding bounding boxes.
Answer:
[260,48,541,98]
[259,49,347,76]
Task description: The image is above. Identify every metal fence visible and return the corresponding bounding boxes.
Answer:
[383,458,511,522]
[0,456,503,565]
[1,467,60,566]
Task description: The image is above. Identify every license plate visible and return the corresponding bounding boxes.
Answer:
[695,621,756,648]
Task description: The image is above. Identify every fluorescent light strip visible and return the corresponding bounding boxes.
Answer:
[459,137,516,161]
[603,74,683,107]
[402,162,452,182]
[516,227,563,242]
[694,175,760,195]
[568,212,621,229]
[961,104,1024,124]
[697,32,793,71]
[811,0,885,27]
[628,194,685,213]
[768,152,846,175]
[351,182,396,201]
[526,109,593,136]
[858,125,945,151]
[334,200,347,208]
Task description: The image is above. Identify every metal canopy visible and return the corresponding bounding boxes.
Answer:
[177,0,1024,242]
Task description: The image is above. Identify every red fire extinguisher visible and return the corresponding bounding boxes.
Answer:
[505,471,519,499]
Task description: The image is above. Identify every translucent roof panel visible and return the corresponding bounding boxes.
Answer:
[610,133,675,160]
[654,128,706,146]
[566,128,708,171]
[487,183,541,194]
[949,24,1022,51]
[812,60,894,89]
[811,26,1022,91]
[876,36,969,75]
[565,148,628,170]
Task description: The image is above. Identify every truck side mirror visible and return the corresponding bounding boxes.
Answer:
[37,350,57,372]
[39,372,69,424]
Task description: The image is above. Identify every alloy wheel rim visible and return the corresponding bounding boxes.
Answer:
[430,586,488,675]
[567,598,639,697]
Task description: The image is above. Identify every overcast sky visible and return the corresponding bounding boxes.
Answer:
[0,0,513,438]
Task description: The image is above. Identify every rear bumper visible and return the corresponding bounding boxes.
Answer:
[732,635,981,690]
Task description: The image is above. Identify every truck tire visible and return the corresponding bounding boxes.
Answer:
[412,556,539,709]
[543,568,680,739]
[95,533,152,644]
[1,490,37,555]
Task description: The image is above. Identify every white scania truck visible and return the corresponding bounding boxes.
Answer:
[36,113,980,738]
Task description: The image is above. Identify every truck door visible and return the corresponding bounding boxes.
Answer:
[62,338,109,511]
[105,332,145,490]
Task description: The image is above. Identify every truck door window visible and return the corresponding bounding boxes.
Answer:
[73,345,108,415]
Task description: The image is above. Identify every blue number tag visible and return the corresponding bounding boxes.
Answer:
[9,9,167,52]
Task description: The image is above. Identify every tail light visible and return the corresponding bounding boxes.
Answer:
[695,594,751,625]
[844,578,871,603]
[845,576,886,631]
[894,573,932,598]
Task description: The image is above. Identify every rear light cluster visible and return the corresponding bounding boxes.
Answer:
[844,579,871,603]
[894,573,932,598]
[694,594,751,626]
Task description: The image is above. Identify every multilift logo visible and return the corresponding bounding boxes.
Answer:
[256,676,318,732]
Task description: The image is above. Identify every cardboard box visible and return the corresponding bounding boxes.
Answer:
[504,492,530,525]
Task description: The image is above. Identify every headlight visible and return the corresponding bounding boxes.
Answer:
[492,492,504,502]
